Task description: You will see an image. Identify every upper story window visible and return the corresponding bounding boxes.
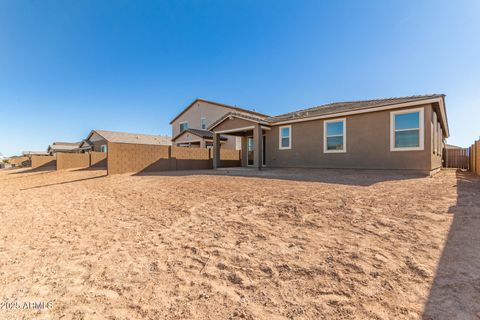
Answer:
[201,118,207,130]
[390,108,424,151]
[180,121,188,132]
[100,144,107,153]
[324,118,346,153]
[279,125,291,150]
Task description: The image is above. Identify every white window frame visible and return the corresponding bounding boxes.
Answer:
[179,121,189,132]
[323,118,346,153]
[278,125,291,150]
[390,107,424,152]
[200,117,207,130]
[100,144,107,153]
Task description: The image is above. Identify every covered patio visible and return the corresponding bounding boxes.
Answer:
[209,113,271,169]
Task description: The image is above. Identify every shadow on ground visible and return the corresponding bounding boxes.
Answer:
[135,167,426,187]
[20,174,107,191]
[423,171,480,319]
[8,165,56,175]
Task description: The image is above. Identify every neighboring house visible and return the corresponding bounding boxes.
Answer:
[47,141,89,155]
[82,130,172,152]
[170,98,268,149]
[208,94,449,174]
[22,151,50,157]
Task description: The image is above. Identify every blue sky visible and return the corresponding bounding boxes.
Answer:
[1,0,479,156]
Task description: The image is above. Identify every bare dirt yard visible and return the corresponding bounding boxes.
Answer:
[0,167,479,320]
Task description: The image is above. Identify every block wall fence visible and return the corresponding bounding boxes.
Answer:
[107,143,241,175]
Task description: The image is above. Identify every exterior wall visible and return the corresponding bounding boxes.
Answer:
[88,132,108,152]
[171,146,211,170]
[57,153,90,170]
[212,118,258,133]
[90,152,107,167]
[430,107,444,170]
[259,104,435,173]
[9,156,30,167]
[31,156,56,169]
[108,143,170,174]
[171,100,256,148]
[107,143,241,175]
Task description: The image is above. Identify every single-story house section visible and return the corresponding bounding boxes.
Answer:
[209,94,449,174]
[47,141,89,155]
[170,98,268,149]
[171,128,228,147]
[22,151,50,157]
[82,130,172,152]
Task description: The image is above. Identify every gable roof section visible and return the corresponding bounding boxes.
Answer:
[169,98,269,124]
[269,94,443,122]
[268,94,449,137]
[172,128,228,142]
[87,130,172,146]
[208,112,270,131]
[206,94,449,138]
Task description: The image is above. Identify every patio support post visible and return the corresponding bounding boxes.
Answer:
[200,139,206,148]
[253,123,263,170]
[213,132,221,169]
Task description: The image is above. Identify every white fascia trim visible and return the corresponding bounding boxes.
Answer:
[390,107,425,152]
[215,126,255,134]
[278,125,292,150]
[437,97,450,137]
[274,98,443,126]
[209,114,269,131]
[324,118,347,153]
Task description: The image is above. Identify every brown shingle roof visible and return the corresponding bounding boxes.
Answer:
[92,130,172,146]
[267,94,445,122]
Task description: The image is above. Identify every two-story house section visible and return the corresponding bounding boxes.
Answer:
[170,98,268,149]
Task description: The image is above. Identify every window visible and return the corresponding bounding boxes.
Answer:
[279,125,291,149]
[180,121,188,132]
[235,136,242,150]
[390,108,424,151]
[324,118,346,153]
[201,118,207,130]
[100,145,107,153]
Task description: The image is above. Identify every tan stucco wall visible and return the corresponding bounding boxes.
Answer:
[430,108,444,170]
[211,117,258,133]
[220,104,436,172]
[171,100,256,148]
[264,104,434,172]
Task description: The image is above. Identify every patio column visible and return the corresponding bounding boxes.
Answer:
[253,123,263,170]
[241,136,248,167]
[213,132,221,169]
[200,139,206,148]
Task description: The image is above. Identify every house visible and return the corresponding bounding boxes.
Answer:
[208,94,449,174]
[47,141,89,155]
[81,130,172,152]
[170,98,268,149]
[22,151,50,157]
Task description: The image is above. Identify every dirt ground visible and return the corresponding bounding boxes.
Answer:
[0,167,479,320]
